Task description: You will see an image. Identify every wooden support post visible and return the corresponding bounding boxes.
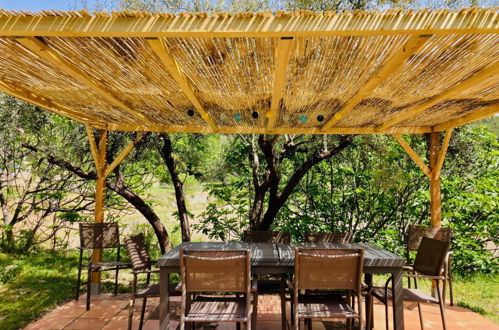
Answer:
[90,129,108,294]
[429,132,442,228]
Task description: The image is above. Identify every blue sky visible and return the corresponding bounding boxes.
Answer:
[0,0,74,11]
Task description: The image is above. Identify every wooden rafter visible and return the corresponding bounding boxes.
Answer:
[145,37,218,132]
[0,9,496,38]
[435,129,453,178]
[378,62,499,130]
[433,103,499,131]
[321,34,431,131]
[104,132,146,177]
[13,37,157,128]
[0,79,101,126]
[85,125,101,173]
[391,133,431,178]
[267,37,294,130]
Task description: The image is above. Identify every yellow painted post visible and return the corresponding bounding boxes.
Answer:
[90,129,108,294]
[429,132,442,228]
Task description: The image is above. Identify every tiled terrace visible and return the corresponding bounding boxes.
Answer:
[24,294,498,330]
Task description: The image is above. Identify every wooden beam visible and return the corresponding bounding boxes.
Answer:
[91,129,108,286]
[321,34,431,131]
[104,132,145,177]
[429,132,441,227]
[435,128,453,178]
[392,133,431,178]
[378,62,499,130]
[13,37,157,128]
[105,123,433,135]
[86,125,101,173]
[433,103,499,131]
[0,9,497,38]
[267,37,294,130]
[145,37,218,132]
[0,79,103,126]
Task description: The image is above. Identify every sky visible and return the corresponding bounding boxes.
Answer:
[0,0,75,11]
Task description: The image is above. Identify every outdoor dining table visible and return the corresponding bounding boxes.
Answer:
[157,241,405,330]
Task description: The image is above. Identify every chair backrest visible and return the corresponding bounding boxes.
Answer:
[305,231,354,243]
[413,237,450,276]
[295,248,364,291]
[124,233,150,271]
[407,225,451,251]
[79,222,120,249]
[242,230,291,243]
[181,250,250,293]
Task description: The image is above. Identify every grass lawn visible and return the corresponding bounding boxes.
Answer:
[0,249,497,329]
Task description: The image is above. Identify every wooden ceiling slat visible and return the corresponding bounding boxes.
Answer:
[378,62,499,131]
[14,36,158,128]
[146,37,218,132]
[321,34,432,131]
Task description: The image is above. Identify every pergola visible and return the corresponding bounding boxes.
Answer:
[0,7,498,293]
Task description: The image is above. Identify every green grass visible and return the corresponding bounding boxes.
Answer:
[0,250,79,330]
[0,250,133,330]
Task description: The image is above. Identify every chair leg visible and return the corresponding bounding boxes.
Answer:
[86,267,92,311]
[307,318,312,330]
[417,303,424,329]
[76,249,83,301]
[448,276,454,306]
[436,282,447,330]
[114,267,119,296]
[236,322,241,330]
[385,300,389,330]
[139,297,147,330]
[128,297,136,330]
[252,291,258,330]
[280,277,287,330]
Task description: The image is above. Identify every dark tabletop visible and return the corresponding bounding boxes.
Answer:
[158,241,404,269]
[276,242,404,268]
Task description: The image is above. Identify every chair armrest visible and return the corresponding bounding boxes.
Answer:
[132,269,161,275]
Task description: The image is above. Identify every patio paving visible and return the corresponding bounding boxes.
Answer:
[23,293,498,330]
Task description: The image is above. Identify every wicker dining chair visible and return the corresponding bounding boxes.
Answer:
[406,225,454,305]
[371,237,450,330]
[76,222,131,310]
[180,250,254,330]
[124,233,168,330]
[289,248,364,330]
[242,231,291,328]
[304,231,354,243]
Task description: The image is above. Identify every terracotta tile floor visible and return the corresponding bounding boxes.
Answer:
[24,294,498,330]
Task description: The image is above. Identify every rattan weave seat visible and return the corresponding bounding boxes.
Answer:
[185,296,248,322]
[297,295,357,319]
[371,287,439,304]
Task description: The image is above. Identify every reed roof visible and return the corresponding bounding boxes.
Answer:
[0,8,497,134]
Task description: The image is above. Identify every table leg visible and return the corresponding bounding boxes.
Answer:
[364,273,373,330]
[392,268,405,330]
[280,276,287,330]
[159,268,170,330]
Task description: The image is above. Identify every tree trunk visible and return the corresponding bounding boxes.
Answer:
[21,143,172,253]
[109,176,171,253]
[158,133,191,242]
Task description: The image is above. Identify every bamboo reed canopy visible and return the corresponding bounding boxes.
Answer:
[0,8,497,135]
